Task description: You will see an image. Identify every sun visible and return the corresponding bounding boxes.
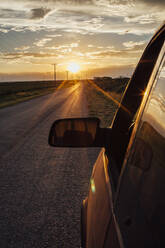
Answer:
[67,62,80,73]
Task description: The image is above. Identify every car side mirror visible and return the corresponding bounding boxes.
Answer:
[48,117,111,147]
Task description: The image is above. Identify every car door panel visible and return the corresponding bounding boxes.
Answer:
[86,149,114,247]
[115,46,165,247]
[103,213,124,248]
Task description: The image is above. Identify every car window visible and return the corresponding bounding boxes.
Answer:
[130,56,165,171]
[115,47,165,248]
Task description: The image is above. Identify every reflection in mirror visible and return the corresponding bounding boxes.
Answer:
[49,117,104,147]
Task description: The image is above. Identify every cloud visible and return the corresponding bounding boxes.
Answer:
[45,43,79,54]
[0,0,164,79]
[0,0,164,36]
[14,46,30,51]
[139,0,165,7]
[28,0,94,4]
[107,0,165,7]
[0,28,9,33]
[90,64,134,77]
[34,38,52,47]
[46,34,62,38]
[0,52,57,60]
[70,43,79,47]
[46,42,79,49]
[125,14,157,25]
[30,8,51,19]
[0,8,27,20]
[123,40,146,49]
[85,43,145,61]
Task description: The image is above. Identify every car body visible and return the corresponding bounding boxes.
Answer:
[49,23,165,247]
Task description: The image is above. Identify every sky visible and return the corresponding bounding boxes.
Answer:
[0,0,164,81]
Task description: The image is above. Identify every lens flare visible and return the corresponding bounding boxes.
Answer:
[67,62,80,73]
[90,178,96,193]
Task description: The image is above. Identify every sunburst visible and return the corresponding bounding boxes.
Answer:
[67,62,80,73]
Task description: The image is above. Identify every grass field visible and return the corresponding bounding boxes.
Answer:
[0,78,128,120]
[85,80,124,128]
[93,77,129,94]
[85,77,129,127]
[0,80,77,109]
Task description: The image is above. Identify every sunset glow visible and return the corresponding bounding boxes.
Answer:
[67,62,80,73]
[0,1,164,81]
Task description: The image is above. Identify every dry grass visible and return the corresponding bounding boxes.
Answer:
[0,88,59,108]
[108,91,123,103]
[0,80,77,109]
[85,81,121,128]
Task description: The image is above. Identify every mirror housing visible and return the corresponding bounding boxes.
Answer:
[48,117,111,147]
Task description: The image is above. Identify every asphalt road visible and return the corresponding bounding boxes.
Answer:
[0,82,100,248]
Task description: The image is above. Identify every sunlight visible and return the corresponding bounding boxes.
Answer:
[88,79,131,115]
[67,62,80,73]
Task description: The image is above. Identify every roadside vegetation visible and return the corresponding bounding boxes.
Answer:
[0,80,77,109]
[85,77,129,127]
[0,77,129,113]
[93,76,129,103]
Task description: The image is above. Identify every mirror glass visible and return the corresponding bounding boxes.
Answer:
[49,117,102,147]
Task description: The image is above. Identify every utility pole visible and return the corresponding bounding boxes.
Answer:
[66,70,69,81]
[86,70,88,80]
[52,63,56,81]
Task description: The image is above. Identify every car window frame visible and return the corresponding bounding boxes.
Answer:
[116,40,165,200]
[109,23,165,172]
[112,41,165,248]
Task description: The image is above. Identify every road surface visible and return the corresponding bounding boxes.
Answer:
[0,82,100,248]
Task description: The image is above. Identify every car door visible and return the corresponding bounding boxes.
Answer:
[85,145,123,248]
[114,41,165,247]
[84,24,165,248]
